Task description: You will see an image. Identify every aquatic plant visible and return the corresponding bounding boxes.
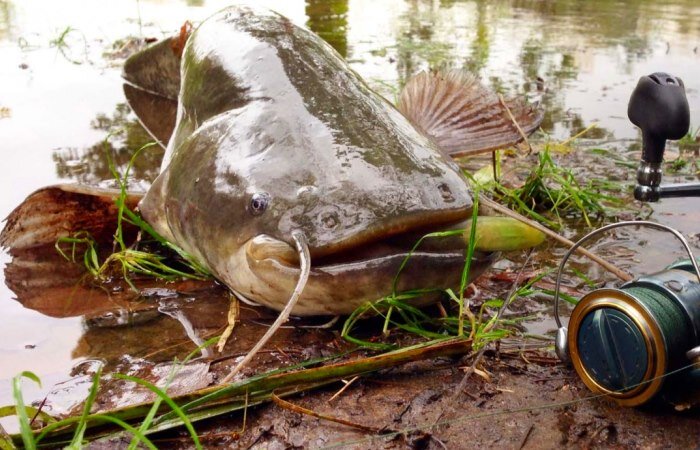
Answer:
[49,26,89,65]
[55,142,211,291]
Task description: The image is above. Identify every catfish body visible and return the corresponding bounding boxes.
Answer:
[130,5,495,315]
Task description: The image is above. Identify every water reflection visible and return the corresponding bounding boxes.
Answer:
[0,1,13,41]
[47,0,700,190]
[394,1,452,85]
[52,103,162,188]
[463,0,489,74]
[3,240,227,365]
[305,0,348,58]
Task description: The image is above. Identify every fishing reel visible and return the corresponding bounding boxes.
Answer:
[553,73,700,406]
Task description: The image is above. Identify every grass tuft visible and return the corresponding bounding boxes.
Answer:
[470,145,625,230]
[341,192,533,350]
[56,141,211,291]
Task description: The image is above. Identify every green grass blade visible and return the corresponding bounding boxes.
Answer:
[66,366,102,449]
[114,375,201,450]
[12,371,41,450]
[458,193,480,337]
[85,415,158,450]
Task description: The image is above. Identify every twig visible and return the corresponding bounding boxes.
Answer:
[499,94,533,154]
[480,197,632,282]
[560,123,597,146]
[272,393,386,434]
[217,293,240,353]
[518,423,534,450]
[328,376,359,403]
[491,150,500,183]
[29,397,48,426]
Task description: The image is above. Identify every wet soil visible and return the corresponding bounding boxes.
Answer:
[190,355,700,449]
[5,243,700,448]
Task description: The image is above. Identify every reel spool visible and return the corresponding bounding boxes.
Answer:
[554,221,700,406]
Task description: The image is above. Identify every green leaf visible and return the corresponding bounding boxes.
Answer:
[12,371,41,450]
[114,375,201,450]
[66,366,102,449]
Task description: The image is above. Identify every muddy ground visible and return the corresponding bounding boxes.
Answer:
[5,241,700,449]
[196,355,700,449]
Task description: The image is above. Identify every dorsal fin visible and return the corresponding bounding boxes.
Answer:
[397,70,543,157]
[122,34,185,148]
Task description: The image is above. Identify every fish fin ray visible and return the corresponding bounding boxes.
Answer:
[0,185,143,251]
[398,70,543,156]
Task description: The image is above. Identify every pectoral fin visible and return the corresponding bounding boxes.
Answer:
[122,34,186,148]
[0,185,143,251]
[123,83,178,148]
[122,37,182,100]
[398,70,543,157]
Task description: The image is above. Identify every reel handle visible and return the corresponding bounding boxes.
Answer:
[628,73,690,202]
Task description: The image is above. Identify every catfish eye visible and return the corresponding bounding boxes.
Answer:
[249,192,270,215]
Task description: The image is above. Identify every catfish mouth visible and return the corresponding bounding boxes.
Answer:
[247,215,491,270]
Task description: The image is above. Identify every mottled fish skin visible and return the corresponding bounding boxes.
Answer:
[136,5,491,315]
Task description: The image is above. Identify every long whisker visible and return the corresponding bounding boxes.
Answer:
[221,230,311,384]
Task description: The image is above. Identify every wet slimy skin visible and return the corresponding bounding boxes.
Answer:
[128,6,493,315]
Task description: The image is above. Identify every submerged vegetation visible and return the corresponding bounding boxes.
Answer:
[48,26,89,65]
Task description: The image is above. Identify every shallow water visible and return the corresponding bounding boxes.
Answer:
[1,0,700,425]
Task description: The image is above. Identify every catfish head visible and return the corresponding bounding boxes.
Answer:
[123,6,541,315]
